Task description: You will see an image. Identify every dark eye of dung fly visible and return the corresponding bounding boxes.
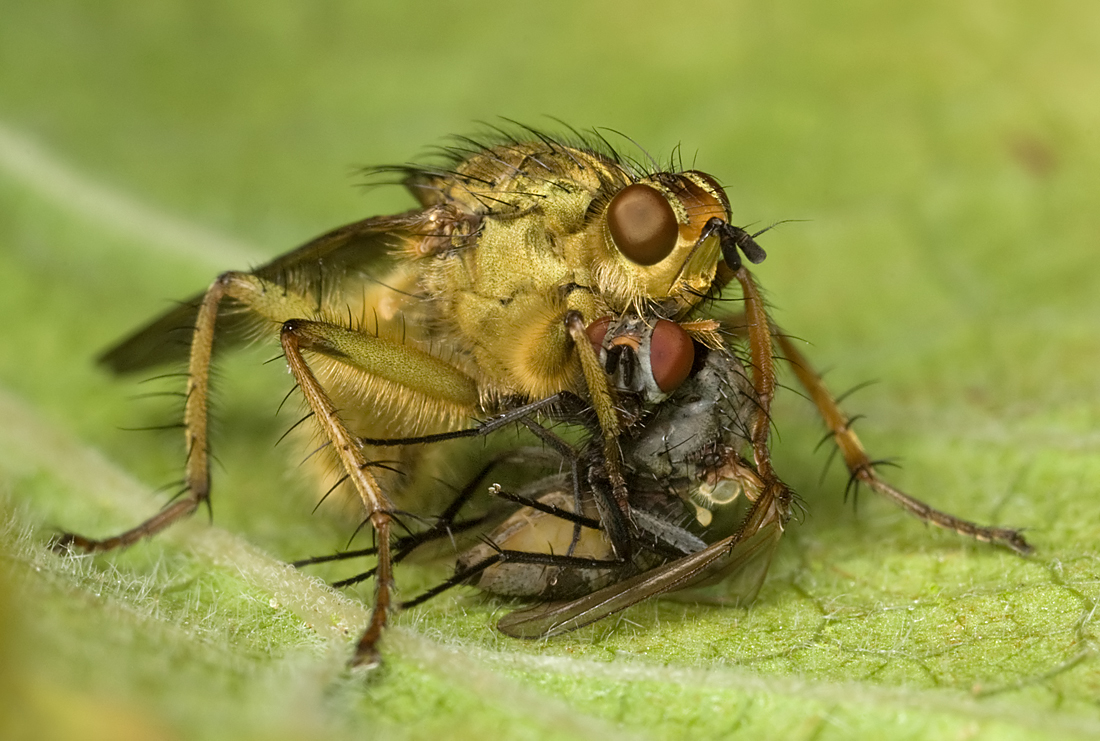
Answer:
[607,184,679,266]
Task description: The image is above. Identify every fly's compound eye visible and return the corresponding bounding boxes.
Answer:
[589,316,694,399]
[648,319,694,394]
[607,184,679,266]
[585,316,612,354]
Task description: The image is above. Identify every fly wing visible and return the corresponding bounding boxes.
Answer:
[99,210,425,373]
[496,488,788,639]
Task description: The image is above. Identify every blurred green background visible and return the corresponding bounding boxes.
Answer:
[2,2,1099,739]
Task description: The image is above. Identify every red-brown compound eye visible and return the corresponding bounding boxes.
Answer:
[649,320,694,393]
[585,316,612,354]
[607,184,679,266]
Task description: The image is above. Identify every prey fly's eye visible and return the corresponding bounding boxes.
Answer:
[607,184,679,266]
[649,319,694,394]
[585,316,612,354]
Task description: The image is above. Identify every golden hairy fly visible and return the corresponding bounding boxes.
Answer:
[54,126,1032,667]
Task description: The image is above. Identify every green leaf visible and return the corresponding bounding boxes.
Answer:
[3,2,1099,739]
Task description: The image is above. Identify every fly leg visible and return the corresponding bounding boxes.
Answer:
[718,308,1032,554]
[712,268,795,608]
[563,311,635,557]
[58,270,483,666]
[277,320,420,667]
[267,313,480,667]
[294,449,562,587]
[50,271,293,552]
[774,329,1032,554]
[728,266,794,514]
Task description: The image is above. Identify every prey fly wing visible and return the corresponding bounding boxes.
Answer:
[496,486,789,639]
